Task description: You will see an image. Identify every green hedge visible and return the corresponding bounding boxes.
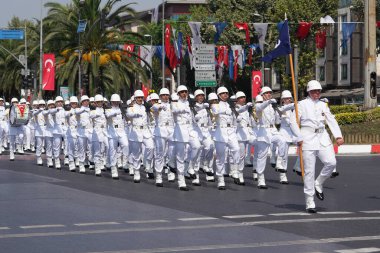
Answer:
[330,105,359,114]
[335,107,380,125]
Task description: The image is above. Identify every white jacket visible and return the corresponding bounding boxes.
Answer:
[105,107,126,138]
[126,103,151,142]
[211,101,237,143]
[255,100,280,143]
[172,99,194,143]
[152,102,174,139]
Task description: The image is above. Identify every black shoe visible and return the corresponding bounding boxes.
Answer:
[245,164,253,167]
[223,174,229,177]
[205,171,214,176]
[280,181,289,185]
[124,168,129,173]
[293,169,302,176]
[315,189,324,201]
[134,179,140,183]
[234,178,240,185]
[275,168,287,173]
[118,166,123,171]
[258,185,268,189]
[306,208,317,213]
[156,182,163,187]
[188,173,196,179]
[192,182,201,186]
[179,186,189,191]
[112,177,119,180]
[271,163,276,168]
[238,181,245,186]
[79,171,85,174]
[147,173,155,179]
[330,172,340,178]
[169,166,177,174]
[38,164,43,166]
[184,175,191,180]
[105,167,111,172]
[56,167,61,170]
[95,174,101,177]
[218,186,226,190]
[207,178,215,182]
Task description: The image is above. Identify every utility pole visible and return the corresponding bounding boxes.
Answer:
[161,0,166,89]
[364,0,377,109]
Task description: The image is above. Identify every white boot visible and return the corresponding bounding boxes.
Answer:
[217,176,226,190]
[95,164,102,176]
[64,156,69,165]
[275,156,286,172]
[155,172,163,187]
[17,144,24,154]
[111,166,119,179]
[252,171,258,181]
[129,167,134,176]
[206,175,215,182]
[133,169,141,183]
[10,151,15,161]
[75,158,79,167]
[69,161,76,172]
[305,195,317,213]
[279,172,289,184]
[257,173,267,189]
[230,164,239,179]
[47,158,54,168]
[37,156,43,166]
[238,171,245,185]
[192,172,200,186]
[79,162,86,174]
[168,172,175,182]
[178,174,188,191]
[55,159,61,169]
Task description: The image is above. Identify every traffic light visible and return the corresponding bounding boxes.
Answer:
[22,76,28,89]
[27,75,33,88]
[82,74,89,86]
[370,72,377,99]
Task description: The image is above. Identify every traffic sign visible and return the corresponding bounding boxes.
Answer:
[192,44,214,54]
[0,30,24,40]
[194,64,215,71]
[195,80,217,87]
[194,54,214,65]
[77,20,87,33]
[195,71,216,81]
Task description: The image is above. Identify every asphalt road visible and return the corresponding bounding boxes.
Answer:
[0,153,379,253]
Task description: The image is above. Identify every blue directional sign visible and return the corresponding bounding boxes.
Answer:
[77,20,87,33]
[0,30,24,40]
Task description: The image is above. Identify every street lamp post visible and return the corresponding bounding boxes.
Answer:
[253,12,265,87]
[161,0,165,88]
[78,0,85,96]
[144,34,153,89]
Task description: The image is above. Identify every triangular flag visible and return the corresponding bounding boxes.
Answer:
[296,22,313,40]
[253,23,268,51]
[214,22,228,44]
[235,22,250,44]
[262,20,292,63]
[188,22,202,44]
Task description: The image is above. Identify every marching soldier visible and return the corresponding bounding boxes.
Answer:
[211,87,240,190]
[49,96,66,169]
[297,80,344,213]
[66,96,79,172]
[0,98,6,155]
[43,100,56,167]
[33,100,46,165]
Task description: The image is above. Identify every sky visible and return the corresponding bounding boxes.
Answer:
[0,0,162,27]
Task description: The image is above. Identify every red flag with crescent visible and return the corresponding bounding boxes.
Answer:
[251,70,262,99]
[123,44,135,57]
[42,53,55,91]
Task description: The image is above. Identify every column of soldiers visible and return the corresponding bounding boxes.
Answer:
[0,80,344,213]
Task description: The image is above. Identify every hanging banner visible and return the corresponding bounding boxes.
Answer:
[42,53,55,91]
[251,70,262,99]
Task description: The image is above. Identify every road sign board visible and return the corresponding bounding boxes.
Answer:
[77,20,87,33]
[195,80,217,87]
[0,30,24,40]
[194,54,214,65]
[194,64,215,71]
[192,44,214,54]
[195,71,216,81]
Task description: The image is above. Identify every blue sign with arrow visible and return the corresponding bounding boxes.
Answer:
[77,20,87,33]
[0,30,24,40]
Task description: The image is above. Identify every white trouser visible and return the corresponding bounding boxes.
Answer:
[215,139,239,177]
[78,133,92,163]
[9,126,24,152]
[129,138,154,171]
[175,136,201,174]
[255,134,287,174]
[238,141,249,172]
[24,126,31,149]
[93,139,108,168]
[108,135,128,167]
[67,137,78,162]
[0,123,7,148]
[45,136,53,159]
[303,145,337,197]
[35,136,44,157]
[154,136,170,173]
[195,137,214,171]
[53,134,63,159]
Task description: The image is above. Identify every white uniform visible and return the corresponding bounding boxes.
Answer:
[65,108,79,171]
[126,103,154,181]
[0,106,6,153]
[298,97,342,205]
[33,109,45,160]
[91,107,110,176]
[106,107,129,174]
[76,106,93,172]
[48,107,66,168]
[211,101,240,178]
[43,109,55,166]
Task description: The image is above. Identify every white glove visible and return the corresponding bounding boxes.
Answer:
[225,108,232,115]
[203,103,209,109]
[246,102,253,107]
[85,107,91,112]
[269,99,277,104]
[116,110,121,115]
[160,105,167,111]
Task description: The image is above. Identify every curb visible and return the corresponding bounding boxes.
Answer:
[287,144,380,155]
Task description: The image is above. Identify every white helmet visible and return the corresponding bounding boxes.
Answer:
[281,90,293,99]
[20,98,27,104]
[230,95,236,100]
[89,97,95,102]
[217,86,228,95]
[260,86,272,95]
[39,99,46,105]
[5,102,9,106]
[55,96,64,102]
[307,80,322,92]
[64,100,70,105]
[208,92,218,101]
[32,100,39,106]
[235,91,246,99]
[0,97,3,101]
[94,94,104,102]
[80,95,90,102]
[255,94,263,102]
[103,97,108,102]
[26,101,30,105]
[126,99,132,106]
[134,90,144,97]
[47,99,55,105]
[110,94,121,102]
[150,93,159,100]
[194,89,205,97]
[11,98,18,103]
[159,88,170,96]
[146,95,151,102]
[189,94,194,99]
[171,93,179,101]
[177,85,188,93]
[70,96,79,103]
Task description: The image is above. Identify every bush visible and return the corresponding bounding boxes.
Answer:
[330,105,359,114]
[335,107,380,125]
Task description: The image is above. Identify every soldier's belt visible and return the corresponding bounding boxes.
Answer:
[199,123,208,127]
[302,126,325,133]
[219,123,233,128]
[177,121,191,125]
[133,125,146,129]
[238,123,251,128]
[260,124,275,128]
[159,122,173,127]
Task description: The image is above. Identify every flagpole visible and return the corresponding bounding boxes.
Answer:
[288,53,305,178]
[39,0,43,98]
[161,0,165,89]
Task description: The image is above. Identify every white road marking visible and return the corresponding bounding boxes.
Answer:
[335,247,380,253]
[20,224,66,229]
[223,214,264,219]
[178,217,218,221]
[85,235,380,253]
[269,212,311,216]
[125,220,169,224]
[361,211,380,214]
[0,227,10,230]
[74,222,121,227]
[318,211,354,215]
[0,216,378,239]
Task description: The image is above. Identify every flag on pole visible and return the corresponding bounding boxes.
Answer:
[188,22,202,44]
[341,23,356,49]
[229,49,234,80]
[42,53,55,91]
[214,22,227,43]
[296,22,313,40]
[315,29,327,49]
[261,20,292,62]
[235,22,250,43]
[252,23,268,51]
[123,44,134,57]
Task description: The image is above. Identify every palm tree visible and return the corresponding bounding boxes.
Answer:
[44,0,147,97]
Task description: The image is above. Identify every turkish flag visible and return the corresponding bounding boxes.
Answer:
[315,29,327,49]
[296,22,313,40]
[251,70,262,99]
[123,44,134,57]
[235,22,250,44]
[141,83,149,98]
[42,53,55,91]
[165,24,172,59]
